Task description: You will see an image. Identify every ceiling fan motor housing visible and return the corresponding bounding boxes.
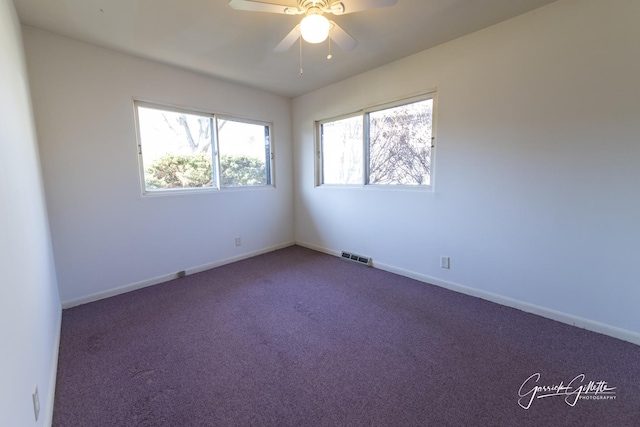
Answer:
[298,1,345,15]
[299,1,330,9]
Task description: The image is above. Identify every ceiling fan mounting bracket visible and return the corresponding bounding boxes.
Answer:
[330,3,345,14]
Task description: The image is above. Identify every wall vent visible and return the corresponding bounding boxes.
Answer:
[341,251,372,267]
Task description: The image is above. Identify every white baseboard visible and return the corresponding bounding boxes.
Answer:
[296,241,640,346]
[295,241,342,257]
[45,305,62,426]
[61,241,296,309]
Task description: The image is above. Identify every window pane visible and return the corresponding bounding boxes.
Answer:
[217,119,271,187]
[137,105,213,191]
[321,116,363,185]
[368,99,433,186]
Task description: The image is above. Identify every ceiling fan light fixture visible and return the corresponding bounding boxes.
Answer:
[300,13,330,44]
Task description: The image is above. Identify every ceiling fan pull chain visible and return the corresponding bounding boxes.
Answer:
[327,36,332,60]
[299,36,304,76]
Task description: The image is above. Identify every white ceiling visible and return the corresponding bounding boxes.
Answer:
[14,0,557,98]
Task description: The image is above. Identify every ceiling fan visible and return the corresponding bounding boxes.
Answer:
[228,0,398,54]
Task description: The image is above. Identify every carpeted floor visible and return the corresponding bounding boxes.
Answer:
[53,245,640,426]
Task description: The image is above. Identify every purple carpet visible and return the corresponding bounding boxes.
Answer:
[53,246,640,426]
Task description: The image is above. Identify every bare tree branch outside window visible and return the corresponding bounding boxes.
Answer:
[318,96,434,188]
[368,99,433,186]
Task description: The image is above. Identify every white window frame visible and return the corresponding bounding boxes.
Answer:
[316,111,365,188]
[215,114,274,189]
[315,91,437,190]
[134,100,275,196]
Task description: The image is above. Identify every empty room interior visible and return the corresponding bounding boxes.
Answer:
[2,0,640,425]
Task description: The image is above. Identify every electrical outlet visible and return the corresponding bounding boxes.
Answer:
[235,237,241,247]
[32,385,40,421]
[440,256,450,269]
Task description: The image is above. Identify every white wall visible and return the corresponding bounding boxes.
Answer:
[293,0,640,341]
[23,28,294,306]
[0,0,62,425]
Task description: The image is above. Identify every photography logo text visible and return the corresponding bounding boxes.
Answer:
[518,373,616,409]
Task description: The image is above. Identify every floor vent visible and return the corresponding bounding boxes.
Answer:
[341,251,372,267]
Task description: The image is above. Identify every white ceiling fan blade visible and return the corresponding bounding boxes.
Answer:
[329,21,357,51]
[228,0,299,15]
[331,0,398,15]
[274,25,301,52]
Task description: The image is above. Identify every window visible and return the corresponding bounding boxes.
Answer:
[134,101,273,194]
[317,94,435,188]
[320,115,363,185]
[217,117,271,187]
